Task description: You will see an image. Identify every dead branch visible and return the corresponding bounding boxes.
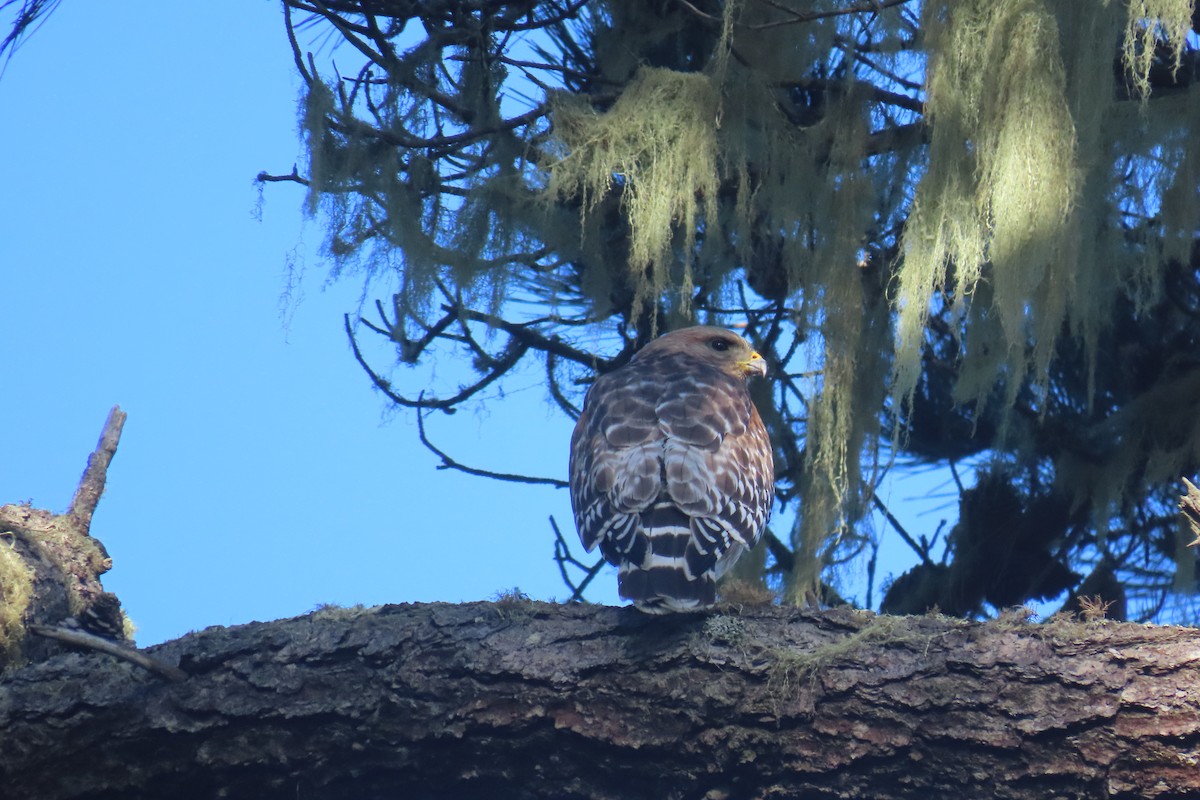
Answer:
[27,625,185,683]
[66,405,125,534]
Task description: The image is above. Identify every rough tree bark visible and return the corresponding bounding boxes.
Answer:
[1,600,1198,800]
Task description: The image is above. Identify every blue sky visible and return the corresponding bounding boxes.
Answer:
[0,1,605,645]
[0,2,944,646]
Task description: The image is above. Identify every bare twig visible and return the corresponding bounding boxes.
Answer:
[872,491,933,566]
[28,625,187,682]
[346,314,529,411]
[281,1,313,84]
[326,99,551,152]
[550,515,604,602]
[416,403,569,488]
[446,305,617,372]
[774,77,923,114]
[546,351,582,421]
[0,0,59,70]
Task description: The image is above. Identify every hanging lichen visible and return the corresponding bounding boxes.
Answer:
[1123,0,1194,99]
[894,0,1194,426]
[546,66,722,324]
[787,82,892,604]
[888,0,1198,587]
[297,37,531,338]
[894,0,1082,423]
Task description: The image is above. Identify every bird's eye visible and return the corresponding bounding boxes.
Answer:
[709,338,730,352]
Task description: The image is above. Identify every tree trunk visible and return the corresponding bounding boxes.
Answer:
[1,600,1197,799]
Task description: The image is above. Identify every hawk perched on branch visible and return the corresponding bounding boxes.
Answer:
[569,326,775,613]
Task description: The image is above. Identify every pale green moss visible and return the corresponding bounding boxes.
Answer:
[0,534,33,666]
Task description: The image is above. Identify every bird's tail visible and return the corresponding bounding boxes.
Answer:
[615,501,721,613]
[618,565,715,613]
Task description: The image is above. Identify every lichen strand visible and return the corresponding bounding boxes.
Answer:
[766,613,921,701]
[785,83,892,604]
[1122,0,1194,100]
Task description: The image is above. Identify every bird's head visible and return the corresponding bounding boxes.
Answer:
[634,325,768,380]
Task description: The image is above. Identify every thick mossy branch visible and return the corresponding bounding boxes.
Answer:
[1,602,1198,800]
[0,406,130,669]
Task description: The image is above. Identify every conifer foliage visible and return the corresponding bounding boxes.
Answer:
[268,0,1200,621]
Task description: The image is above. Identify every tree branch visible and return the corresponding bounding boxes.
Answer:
[675,0,916,30]
[345,313,529,411]
[2,602,1198,799]
[255,165,310,186]
[872,490,934,566]
[761,527,795,573]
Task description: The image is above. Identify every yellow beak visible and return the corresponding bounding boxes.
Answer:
[741,351,768,378]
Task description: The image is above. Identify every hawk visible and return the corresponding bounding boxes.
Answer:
[569,326,775,613]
